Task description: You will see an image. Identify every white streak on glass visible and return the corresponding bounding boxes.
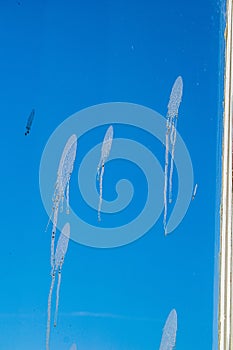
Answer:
[97,126,113,221]
[46,223,70,350]
[164,77,183,234]
[48,134,77,269]
[192,183,198,200]
[46,272,55,350]
[159,309,177,350]
[53,223,70,327]
[54,271,61,327]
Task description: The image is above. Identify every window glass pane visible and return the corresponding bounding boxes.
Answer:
[0,1,227,349]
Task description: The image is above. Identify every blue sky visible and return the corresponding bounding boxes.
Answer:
[0,0,225,349]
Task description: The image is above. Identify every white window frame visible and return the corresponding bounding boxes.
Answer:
[219,1,233,349]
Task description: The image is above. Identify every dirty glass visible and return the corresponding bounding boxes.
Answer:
[0,1,226,349]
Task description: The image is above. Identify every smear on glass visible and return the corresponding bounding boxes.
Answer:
[24,108,35,135]
[47,134,77,270]
[97,125,113,221]
[159,309,177,350]
[46,223,70,350]
[192,183,198,200]
[164,76,183,234]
